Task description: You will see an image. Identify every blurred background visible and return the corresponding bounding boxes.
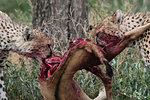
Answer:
[0,0,150,100]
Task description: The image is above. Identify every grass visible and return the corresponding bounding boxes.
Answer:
[4,58,43,100]
[112,49,150,99]
[1,0,150,100]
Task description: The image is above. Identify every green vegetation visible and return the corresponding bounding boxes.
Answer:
[4,59,42,100]
[0,0,32,26]
[1,0,150,100]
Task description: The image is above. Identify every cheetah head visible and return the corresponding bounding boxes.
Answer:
[94,9,150,47]
[12,27,53,64]
[94,10,124,47]
[0,11,53,64]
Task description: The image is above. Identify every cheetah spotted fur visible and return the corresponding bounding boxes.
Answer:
[0,11,53,99]
[96,9,150,65]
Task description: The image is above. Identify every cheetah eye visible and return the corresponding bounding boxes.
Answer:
[25,27,32,41]
[26,33,31,41]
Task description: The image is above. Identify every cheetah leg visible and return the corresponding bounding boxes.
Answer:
[0,51,9,100]
[119,23,150,47]
[140,39,150,65]
[0,68,7,100]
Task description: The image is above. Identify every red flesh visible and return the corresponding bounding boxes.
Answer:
[97,33,121,47]
[39,34,123,80]
[38,56,62,80]
[39,38,85,80]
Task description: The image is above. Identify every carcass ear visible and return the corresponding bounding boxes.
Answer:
[113,9,123,23]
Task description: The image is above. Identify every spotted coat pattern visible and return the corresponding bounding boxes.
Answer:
[0,11,53,99]
[97,10,150,65]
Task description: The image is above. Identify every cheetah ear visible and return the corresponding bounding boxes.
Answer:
[113,9,123,23]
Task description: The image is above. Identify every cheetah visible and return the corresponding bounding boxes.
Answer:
[95,9,150,65]
[0,11,53,99]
